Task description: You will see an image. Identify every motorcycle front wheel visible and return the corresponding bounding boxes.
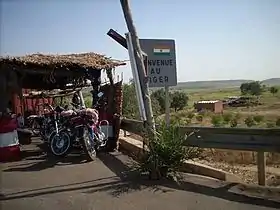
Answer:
[80,127,97,161]
[49,130,72,157]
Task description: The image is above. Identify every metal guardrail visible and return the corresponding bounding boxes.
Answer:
[120,118,280,186]
[121,118,280,152]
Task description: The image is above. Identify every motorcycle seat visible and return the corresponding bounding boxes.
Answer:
[27,115,39,119]
[61,110,75,117]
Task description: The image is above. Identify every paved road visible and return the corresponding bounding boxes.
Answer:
[1,141,279,210]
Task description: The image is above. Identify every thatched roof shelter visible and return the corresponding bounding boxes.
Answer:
[0,52,126,90]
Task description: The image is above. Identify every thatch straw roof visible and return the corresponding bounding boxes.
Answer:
[0,52,126,70]
[0,52,126,90]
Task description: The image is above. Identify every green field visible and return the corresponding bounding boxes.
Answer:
[159,79,280,128]
[155,80,280,168]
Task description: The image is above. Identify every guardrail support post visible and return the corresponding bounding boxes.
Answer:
[257,151,266,186]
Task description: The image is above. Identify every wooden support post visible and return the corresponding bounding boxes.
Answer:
[120,0,156,140]
[89,71,101,108]
[77,90,85,108]
[60,96,63,106]
[165,86,170,126]
[257,151,266,186]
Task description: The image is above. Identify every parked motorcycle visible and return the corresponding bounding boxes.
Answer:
[49,92,109,161]
[26,114,42,136]
[26,104,65,143]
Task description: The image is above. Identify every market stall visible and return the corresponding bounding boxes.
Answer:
[0,52,125,161]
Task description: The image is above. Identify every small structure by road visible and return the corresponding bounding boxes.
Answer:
[194,100,224,113]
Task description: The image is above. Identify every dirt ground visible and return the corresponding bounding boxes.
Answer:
[199,149,280,186]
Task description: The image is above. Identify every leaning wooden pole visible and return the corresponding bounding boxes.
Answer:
[120,0,156,141]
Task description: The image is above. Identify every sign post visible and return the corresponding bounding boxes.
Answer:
[165,86,170,126]
[139,39,177,125]
[126,32,147,121]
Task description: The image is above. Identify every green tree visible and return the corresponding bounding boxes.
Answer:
[250,81,263,95]
[240,81,263,96]
[270,86,278,96]
[84,97,92,108]
[170,91,189,112]
[240,82,250,95]
[151,88,166,113]
[122,80,161,119]
[122,81,139,119]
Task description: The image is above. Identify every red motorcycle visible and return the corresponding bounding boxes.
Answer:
[49,92,109,161]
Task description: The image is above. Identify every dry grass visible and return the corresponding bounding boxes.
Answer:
[0,52,126,70]
[202,149,280,165]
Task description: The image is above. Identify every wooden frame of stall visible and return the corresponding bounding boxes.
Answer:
[0,52,125,151]
[18,88,87,117]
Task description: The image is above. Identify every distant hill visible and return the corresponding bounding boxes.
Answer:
[173,79,252,90]
[261,78,280,86]
[82,78,280,93]
[172,78,280,90]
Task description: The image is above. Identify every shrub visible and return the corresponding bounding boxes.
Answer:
[196,114,203,122]
[253,115,264,123]
[182,118,191,125]
[230,118,238,127]
[187,112,195,120]
[235,113,242,120]
[244,116,255,127]
[270,86,278,95]
[211,115,223,127]
[266,122,275,128]
[276,118,280,127]
[138,123,202,180]
[199,109,212,117]
[170,115,183,125]
[223,113,232,124]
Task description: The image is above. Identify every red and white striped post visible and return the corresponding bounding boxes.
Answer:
[0,116,20,162]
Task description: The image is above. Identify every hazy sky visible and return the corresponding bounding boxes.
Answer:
[1,0,279,82]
